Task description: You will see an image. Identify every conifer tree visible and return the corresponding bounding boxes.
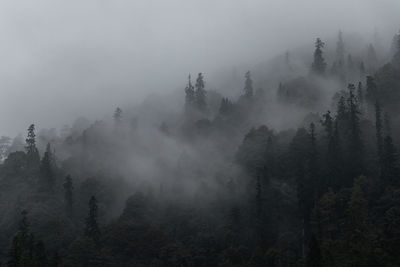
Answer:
[311,38,327,75]
[184,74,195,111]
[357,82,364,110]
[244,71,254,98]
[40,143,55,190]
[347,83,364,176]
[85,196,101,244]
[63,175,73,216]
[195,73,207,112]
[322,111,341,188]
[25,124,40,166]
[336,95,347,122]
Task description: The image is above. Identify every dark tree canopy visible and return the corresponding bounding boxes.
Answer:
[311,38,327,75]
[243,71,254,98]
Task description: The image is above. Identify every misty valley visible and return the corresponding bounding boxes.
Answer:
[1,10,400,267]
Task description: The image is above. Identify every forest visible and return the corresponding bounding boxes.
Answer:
[1,26,400,266]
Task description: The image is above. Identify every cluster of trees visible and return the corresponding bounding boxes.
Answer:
[0,30,399,266]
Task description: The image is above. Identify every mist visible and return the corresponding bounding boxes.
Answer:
[1,1,400,265]
[1,0,399,136]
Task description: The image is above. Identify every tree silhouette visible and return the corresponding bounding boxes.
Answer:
[311,38,327,75]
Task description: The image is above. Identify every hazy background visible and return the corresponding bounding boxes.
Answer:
[0,0,399,137]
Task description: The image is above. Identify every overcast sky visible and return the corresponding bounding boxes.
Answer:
[0,0,399,137]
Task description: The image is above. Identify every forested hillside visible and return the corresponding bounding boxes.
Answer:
[1,30,400,267]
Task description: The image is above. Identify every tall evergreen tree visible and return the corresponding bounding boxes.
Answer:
[25,124,40,166]
[322,111,341,188]
[336,95,347,122]
[347,83,364,177]
[40,143,55,191]
[195,73,207,112]
[63,175,73,217]
[85,196,101,244]
[357,82,364,110]
[184,74,195,111]
[311,38,327,75]
[243,71,254,98]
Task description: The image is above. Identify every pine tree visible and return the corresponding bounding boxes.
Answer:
[63,175,73,216]
[311,38,327,75]
[336,96,347,122]
[322,111,341,189]
[85,196,101,244]
[40,143,55,191]
[195,72,207,112]
[25,124,40,166]
[344,176,378,266]
[357,82,364,111]
[184,74,195,111]
[347,83,364,176]
[244,71,254,98]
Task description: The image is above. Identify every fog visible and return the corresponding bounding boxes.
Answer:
[0,0,399,136]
